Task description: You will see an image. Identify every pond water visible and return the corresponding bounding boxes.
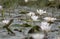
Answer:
[0,6,60,39]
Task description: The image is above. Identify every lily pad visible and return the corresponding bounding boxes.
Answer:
[28,25,41,33]
[20,23,32,27]
[58,26,60,28]
[11,24,20,27]
[19,10,29,14]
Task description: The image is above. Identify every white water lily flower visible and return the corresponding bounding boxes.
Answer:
[40,21,51,32]
[43,17,57,22]
[2,20,10,24]
[37,9,46,15]
[27,12,35,16]
[0,5,2,10]
[31,15,39,21]
[24,0,28,3]
[31,33,45,39]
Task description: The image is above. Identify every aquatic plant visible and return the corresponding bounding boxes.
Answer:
[37,9,47,15]
[24,0,28,3]
[43,17,57,22]
[0,5,5,19]
[27,12,35,16]
[2,19,15,35]
[20,23,32,27]
[30,33,45,39]
[19,10,29,14]
[28,25,41,33]
[31,15,39,21]
[40,21,51,32]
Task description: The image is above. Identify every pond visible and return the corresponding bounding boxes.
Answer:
[0,0,60,39]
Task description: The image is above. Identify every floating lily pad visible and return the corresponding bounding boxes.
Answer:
[58,26,60,28]
[11,24,20,27]
[14,29,22,32]
[20,23,32,27]
[19,10,29,14]
[28,25,41,33]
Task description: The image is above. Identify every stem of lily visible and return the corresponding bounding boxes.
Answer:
[26,14,27,23]
[1,9,4,19]
[43,31,48,39]
[9,9,11,17]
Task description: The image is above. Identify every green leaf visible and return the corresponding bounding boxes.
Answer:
[20,23,32,27]
[19,10,29,14]
[28,25,41,33]
[12,24,20,27]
